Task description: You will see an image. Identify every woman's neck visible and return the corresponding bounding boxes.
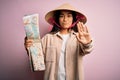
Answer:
[60,29,69,34]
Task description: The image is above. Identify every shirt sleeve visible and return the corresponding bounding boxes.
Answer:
[78,40,94,56]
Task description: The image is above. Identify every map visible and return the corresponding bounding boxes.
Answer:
[23,14,45,71]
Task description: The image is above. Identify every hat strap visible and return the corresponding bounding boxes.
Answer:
[68,18,81,28]
[48,18,61,28]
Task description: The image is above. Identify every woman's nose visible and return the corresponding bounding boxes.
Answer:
[63,16,67,21]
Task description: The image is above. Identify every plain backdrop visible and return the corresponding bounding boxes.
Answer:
[0,0,120,80]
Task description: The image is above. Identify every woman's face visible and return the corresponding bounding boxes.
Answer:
[59,10,73,29]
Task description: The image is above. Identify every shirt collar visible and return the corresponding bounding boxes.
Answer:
[54,30,77,38]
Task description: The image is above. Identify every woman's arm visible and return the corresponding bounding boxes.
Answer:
[76,22,93,55]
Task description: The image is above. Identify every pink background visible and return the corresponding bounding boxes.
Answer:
[0,0,120,80]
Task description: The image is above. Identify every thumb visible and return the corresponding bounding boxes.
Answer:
[75,33,81,42]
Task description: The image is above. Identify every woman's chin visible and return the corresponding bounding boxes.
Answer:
[61,26,70,29]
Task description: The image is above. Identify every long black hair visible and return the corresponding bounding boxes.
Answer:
[50,10,78,33]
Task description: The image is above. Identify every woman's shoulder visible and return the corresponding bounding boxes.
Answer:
[42,32,56,39]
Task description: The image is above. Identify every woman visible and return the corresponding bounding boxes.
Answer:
[25,3,93,80]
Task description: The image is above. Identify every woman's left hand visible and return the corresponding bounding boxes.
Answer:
[76,22,92,44]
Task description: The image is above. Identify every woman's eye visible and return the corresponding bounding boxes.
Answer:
[68,14,72,17]
[59,14,72,18]
[59,15,64,18]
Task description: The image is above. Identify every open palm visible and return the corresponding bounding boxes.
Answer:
[76,22,92,44]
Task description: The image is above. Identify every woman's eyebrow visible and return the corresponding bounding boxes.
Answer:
[60,12,72,15]
[67,12,72,14]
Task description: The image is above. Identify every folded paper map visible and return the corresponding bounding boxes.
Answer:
[23,14,45,71]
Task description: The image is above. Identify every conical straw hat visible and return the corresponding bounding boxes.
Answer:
[45,3,87,25]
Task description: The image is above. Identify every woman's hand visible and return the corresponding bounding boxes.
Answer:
[24,37,33,49]
[76,22,92,44]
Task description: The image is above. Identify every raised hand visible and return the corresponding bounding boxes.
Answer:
[76,22,92,44]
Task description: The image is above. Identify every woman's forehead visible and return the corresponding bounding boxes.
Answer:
[60,10,72,14]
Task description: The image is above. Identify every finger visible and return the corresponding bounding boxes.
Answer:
[76,33,84,43]
[84,25,89,33]
[25,42,33,45]
[24,42,33,48]
[77,22,81,33]
[26,39,33,43]
[80,22,85,32]
[76,33,81,40]
[77,22,83,34]
[25,39,33,47]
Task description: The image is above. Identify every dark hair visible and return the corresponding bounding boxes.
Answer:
[50,10,78,33]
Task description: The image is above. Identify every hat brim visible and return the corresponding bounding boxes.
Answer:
[45,3,87,25]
